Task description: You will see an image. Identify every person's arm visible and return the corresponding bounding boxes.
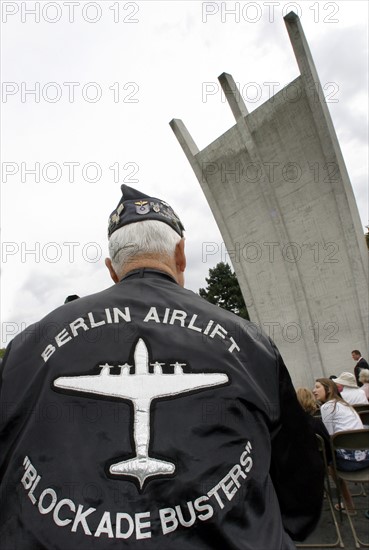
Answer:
[320,401,335,435]
[269,346,324,541]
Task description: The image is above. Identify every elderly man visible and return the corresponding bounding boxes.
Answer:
[334,372,368,404]
[0,185,323,549]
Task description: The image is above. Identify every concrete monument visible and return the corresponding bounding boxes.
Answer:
[170,13,368,386]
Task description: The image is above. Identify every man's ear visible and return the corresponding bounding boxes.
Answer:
[175,238,186,273]
[105,257,120,283]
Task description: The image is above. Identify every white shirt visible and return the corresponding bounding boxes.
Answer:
[362,383,369,400]
[341,386,368,405]
[321,400,363,435]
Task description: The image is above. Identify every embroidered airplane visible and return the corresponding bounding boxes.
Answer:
[53,338,228,487]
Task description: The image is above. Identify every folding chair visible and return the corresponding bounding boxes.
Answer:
[352,413,369,497]
[331,429,369,548]
[353,405,369,415]
[358,411,369,428]
[297,434,344,548]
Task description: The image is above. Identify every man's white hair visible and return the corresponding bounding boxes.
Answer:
[108,220,181,277]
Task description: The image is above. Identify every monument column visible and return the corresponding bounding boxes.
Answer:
[170,13,368,386]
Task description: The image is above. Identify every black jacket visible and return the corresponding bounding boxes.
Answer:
[354,357,369,387]
[0,269,323,549]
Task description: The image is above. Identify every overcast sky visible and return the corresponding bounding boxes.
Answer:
[1,0,368,348]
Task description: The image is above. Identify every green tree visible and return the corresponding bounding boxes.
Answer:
[0,348,6,359]
[199,262,249,320]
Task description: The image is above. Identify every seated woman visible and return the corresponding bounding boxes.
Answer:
[313,378,369,515]
[296,387,332,463]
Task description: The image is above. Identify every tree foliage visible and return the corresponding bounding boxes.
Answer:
[199,262,249,320]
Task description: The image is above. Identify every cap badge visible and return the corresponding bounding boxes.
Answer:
[135,200,150,215]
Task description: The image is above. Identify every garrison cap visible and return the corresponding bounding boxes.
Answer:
[108,184,185,238]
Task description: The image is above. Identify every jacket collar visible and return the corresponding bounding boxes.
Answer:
[119,268,178,284]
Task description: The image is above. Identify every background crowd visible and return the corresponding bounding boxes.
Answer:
[296,349,369,517]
